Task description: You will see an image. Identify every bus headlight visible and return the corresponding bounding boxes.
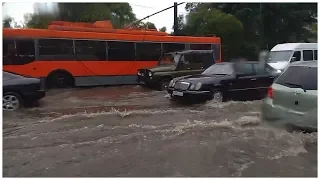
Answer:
[195,82,202,90]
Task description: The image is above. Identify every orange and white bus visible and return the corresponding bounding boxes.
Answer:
[3,21,221,88]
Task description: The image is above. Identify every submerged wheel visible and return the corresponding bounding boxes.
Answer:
[211,89,224,103]
[159,78,171,91]
[3,92,22,111]
[47,71,74,89]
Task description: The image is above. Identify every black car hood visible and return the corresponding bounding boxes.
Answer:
[139,65,176,73]
[176,74,232,84]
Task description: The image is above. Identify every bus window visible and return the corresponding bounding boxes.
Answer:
[3,39,15,65]
[39,39,74,60]
[14,39,35,65]
[162,43,185,53]
[107,41,135,61]
[212,43,221,61]
[75,40,106,60]
[136,42,161,61]
[190,44,211,50]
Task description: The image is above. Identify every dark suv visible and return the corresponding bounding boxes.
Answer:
[137,50,216,90]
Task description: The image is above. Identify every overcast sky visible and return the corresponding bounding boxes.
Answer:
[2,2,187,33]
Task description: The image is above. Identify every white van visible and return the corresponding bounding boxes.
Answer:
[267,43,318,73]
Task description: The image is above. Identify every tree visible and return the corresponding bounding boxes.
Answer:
[184,3,317,59]
[25,3,137,29]
[184,8,244,61]
[24,13,57,29]
[3,17,13,28]
[140,22,157,29]
[159,26,167,32]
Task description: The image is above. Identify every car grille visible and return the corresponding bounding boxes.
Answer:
[174,82,190,90]
[139,70,149,77]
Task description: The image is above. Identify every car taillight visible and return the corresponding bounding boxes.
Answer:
[267,86,273,99]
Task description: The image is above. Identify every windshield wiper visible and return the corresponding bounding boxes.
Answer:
[283,83,306,92]
[212,73,228,75]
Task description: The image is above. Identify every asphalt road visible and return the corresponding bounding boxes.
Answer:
[3,86,317,177]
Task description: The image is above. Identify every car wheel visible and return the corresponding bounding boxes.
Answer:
[3,92,22,111]
[211,89,224,103]
[159,79,171,91]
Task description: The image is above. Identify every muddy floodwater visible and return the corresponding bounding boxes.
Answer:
[3,86,317,177]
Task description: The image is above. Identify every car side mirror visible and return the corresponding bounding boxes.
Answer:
[290,57,297,63]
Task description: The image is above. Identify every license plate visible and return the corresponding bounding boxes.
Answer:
[173,91,183,96]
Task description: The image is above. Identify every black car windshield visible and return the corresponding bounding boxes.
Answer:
[158,54,180,66]
[202,64,234,75]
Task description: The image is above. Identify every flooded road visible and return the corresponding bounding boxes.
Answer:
[3,86,317,177]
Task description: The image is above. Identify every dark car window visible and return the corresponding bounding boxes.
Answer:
[291,51,301,62]
[202,64,234,75]
[275,66,317,90]
[253,63,273,75]
[234,63,254,75]
[303,50,314,61]
[314,50,317,60]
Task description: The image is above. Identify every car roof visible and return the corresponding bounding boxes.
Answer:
[167,50,214,55]
[290,61,318,68]
[218,61,259,65]
[271,43,318,51]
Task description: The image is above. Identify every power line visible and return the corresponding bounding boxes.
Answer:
[126,2,185,27]
[131,4,156,9]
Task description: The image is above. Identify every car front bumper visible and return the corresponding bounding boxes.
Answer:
[167,88,211,99]
[23,90,46,103]
[137,75,157,86]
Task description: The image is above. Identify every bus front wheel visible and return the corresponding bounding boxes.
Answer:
[47,71,74,89]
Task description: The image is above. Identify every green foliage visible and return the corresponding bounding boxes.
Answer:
[24,3,137,29]
[139,22,157,29]
[3,17,13,28]
[24,13,57,29]
[159,26,167,32]
[183,8,244,60]
[182,3,317,60]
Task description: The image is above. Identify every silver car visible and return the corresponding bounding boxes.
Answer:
[262,61,317,132]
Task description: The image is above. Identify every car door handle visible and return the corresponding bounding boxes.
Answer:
[251,78,256,81]
[187,68,191,70]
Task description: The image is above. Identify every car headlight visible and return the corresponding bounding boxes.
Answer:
[137,71,141,76]
[148,71,152,77]
[195,82,202,90]
[169,80,173,87]
[189,84,195,90]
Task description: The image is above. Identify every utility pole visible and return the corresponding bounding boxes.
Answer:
[173,2,178,35]
[259,3,264,50]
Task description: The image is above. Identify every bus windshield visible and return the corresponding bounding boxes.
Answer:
[158,54,181,66]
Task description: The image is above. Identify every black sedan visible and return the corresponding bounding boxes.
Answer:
[3,71,46,111]
[167,62,277,102]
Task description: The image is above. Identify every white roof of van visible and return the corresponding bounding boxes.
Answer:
[271,43,318,51]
